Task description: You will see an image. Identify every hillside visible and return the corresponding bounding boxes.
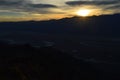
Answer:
[0,14,120,37]
[0,14,120,79]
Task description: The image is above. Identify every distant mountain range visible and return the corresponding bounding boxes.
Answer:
[0,14,120,52]
[0,14,120,37]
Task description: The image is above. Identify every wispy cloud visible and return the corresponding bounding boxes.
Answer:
[66,0,120,10]
[66,1,120,6]
[0,0,120,21]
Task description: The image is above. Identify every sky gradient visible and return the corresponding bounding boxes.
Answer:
[0,0,120,21]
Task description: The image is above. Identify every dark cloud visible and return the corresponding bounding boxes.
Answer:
[66,1,120,6]
[0,0,57,9]
[28,4,58,8]
[105,4,120,10]
[0,0,23,6]
[65,0,120,12]
[0,0,58,15]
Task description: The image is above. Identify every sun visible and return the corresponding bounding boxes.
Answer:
[76,9,91,17]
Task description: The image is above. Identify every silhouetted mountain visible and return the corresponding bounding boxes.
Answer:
[0,14,120,37]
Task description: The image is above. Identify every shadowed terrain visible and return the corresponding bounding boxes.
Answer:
[0,42,120,80]
[0,14,120,80]
[0,42,99,80]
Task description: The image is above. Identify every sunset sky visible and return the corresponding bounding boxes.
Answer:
[0,0,120,21]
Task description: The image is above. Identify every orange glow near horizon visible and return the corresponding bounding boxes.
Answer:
[76,9,91,17]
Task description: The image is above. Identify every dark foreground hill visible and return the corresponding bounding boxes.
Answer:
[0,42,120,80]
[0,42,99,80]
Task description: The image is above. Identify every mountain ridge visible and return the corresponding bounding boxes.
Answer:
[0,13,120,37]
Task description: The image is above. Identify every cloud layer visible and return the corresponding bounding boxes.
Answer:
[0,0,120,21]
[66,1,120,9]
[0,0,58,13]
[66,1,120,6]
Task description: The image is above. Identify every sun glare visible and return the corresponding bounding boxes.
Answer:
[76,9,91,17]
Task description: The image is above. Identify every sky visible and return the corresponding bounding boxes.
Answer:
[0,0,120,21]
